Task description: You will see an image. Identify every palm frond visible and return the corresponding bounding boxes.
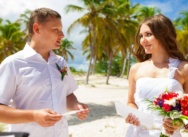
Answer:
[0,123,6,132]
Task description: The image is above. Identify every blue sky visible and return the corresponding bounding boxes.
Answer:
[132,0,188,20]
[0,0,187,71]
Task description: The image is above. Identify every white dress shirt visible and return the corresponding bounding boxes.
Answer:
[0,43,78,137]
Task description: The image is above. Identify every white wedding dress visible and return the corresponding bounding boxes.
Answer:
[125,58,183,137]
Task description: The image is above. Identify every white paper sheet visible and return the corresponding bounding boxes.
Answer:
[62,109,85,116]
[114,101,154,127]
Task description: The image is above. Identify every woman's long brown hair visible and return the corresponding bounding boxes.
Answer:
[132,14,186,62]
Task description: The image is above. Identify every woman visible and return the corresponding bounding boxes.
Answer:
[125,14,188,137]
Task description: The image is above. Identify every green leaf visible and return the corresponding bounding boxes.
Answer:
[55,63,61,71]
[160,132,169,137]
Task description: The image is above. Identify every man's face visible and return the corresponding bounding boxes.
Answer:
[38,17,64,50]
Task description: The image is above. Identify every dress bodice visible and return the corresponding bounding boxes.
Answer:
[125,58,183,137]
[135,77,183,112]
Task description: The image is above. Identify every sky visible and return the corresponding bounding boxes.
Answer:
[0,0,188,71]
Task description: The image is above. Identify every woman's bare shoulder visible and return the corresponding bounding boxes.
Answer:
[178,61,188,81]
[129,62,147,74]
[131,61,147,69]
[179,60,188,71]
[179,61,188,93]
[130,62,141,71]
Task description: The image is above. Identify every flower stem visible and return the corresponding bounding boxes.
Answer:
[160,133,169,137]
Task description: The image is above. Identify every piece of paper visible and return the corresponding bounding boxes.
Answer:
[114,101,154,127]
[62,109,84,116]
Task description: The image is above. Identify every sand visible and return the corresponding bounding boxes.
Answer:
[67,75,187,137]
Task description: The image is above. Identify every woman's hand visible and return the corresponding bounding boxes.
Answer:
[125,113,140,126]
[163,118,183,135]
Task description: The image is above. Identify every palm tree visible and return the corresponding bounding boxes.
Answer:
[113,0,140,78]
[122,5,161,78]
[65,0,113,84]
[100,0,139,80]
[53,38,76,61]
[135,6,161,21]
[17,9,32,33]
[65,0,141,84]
[174,11,188,58]
[17,9,32,43]
[0,19,26,62]
[0,122,6,132]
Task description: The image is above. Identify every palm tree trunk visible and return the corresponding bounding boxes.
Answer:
[5,49,8,59]
[120,56,127,78]
[106,53,113,84]
[86,56,92,84]
[86,22,96,84]
[126,49,131,79]
[91,54,96,75]
[86,24,92,84]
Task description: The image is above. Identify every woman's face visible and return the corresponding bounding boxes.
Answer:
[139,23,161,54]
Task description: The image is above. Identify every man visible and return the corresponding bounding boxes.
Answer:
[0,8,89,137]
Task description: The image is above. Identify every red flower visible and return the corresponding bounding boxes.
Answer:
[162,104,172,112]
[184,96,188,101]
[182,110,188,116]
[161,92,178,100]
[181,99,188,108]
[154,98,159,105]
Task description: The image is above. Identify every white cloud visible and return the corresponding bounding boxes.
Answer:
[0,0,84,29]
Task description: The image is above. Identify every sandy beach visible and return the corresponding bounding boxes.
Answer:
[67,75,187,137]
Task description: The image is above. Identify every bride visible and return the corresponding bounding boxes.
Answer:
[125,14,188,137]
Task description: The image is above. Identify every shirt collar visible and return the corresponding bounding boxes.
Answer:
[23,43,38,59]
[23,43,58,63]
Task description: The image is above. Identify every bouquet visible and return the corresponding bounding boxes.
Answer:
[145,89,188,137]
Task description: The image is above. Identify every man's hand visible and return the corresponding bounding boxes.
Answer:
[75,103,89,120]
[33,109,62,127]
[66,93,89,120]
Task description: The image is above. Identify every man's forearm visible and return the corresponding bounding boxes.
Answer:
[0,104,34,124]
[66,93,79,110]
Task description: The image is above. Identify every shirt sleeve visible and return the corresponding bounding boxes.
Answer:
[66,69,78,96]
[60,59,78,96]
[56,55,78,96]
[0,58,17,105]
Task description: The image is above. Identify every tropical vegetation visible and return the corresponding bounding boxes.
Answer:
[174,11,188,58]
[53,38,76,61]
[0,19,26,62]
[65,0,161,84]
[0,0,188,85]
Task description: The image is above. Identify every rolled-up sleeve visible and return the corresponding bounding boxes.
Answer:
[0,58,17,105]
[66,70,78,96]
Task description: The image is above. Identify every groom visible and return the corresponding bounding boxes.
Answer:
[0,7,89,137]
